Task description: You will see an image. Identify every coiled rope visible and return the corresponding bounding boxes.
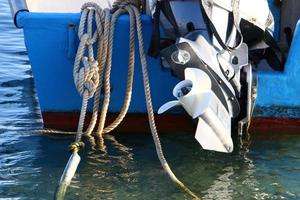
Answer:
[55,1,201,199]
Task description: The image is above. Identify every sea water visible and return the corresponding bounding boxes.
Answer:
[1,1,300,199]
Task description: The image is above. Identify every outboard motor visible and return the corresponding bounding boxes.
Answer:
[146,0,265,153]
[200,0,285,71]
[159,35,248,153]
[147,0,285,70]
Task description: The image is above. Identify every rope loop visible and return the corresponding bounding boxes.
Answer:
[112,0,141,11]
[82,2,102,11]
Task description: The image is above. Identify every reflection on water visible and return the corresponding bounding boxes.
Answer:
[1,1,300,199]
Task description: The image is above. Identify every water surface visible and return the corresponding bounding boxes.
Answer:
[1,1,300,199]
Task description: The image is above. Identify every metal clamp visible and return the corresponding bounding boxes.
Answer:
[8,0,29,28]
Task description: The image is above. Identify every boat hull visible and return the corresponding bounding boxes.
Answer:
[12,3,300,134]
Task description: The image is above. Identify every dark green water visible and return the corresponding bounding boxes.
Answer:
[1,1,300,199]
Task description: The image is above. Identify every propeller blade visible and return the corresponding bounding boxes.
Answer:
[158,100,181,114]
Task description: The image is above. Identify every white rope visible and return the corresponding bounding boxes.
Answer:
[55,5,110,199]
[55,1,201,199]
[130,5,200,199]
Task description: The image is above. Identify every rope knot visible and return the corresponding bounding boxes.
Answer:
[68,141,85,152]
[80,33,96,46]
[86,38,94,46]
[78,57,99,98]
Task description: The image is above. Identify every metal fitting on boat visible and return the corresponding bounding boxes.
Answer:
[8,0,28,28]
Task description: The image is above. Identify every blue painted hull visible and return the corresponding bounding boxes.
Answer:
[17,12,180,113]
[15,9,300,121]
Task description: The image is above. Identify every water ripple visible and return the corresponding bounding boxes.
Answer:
[0,0,300,199]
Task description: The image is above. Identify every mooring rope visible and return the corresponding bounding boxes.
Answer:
[129,5,200,200]
[55,4,110,199]
[54,1,201,199]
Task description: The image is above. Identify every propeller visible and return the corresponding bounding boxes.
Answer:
[158,68,234,153]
